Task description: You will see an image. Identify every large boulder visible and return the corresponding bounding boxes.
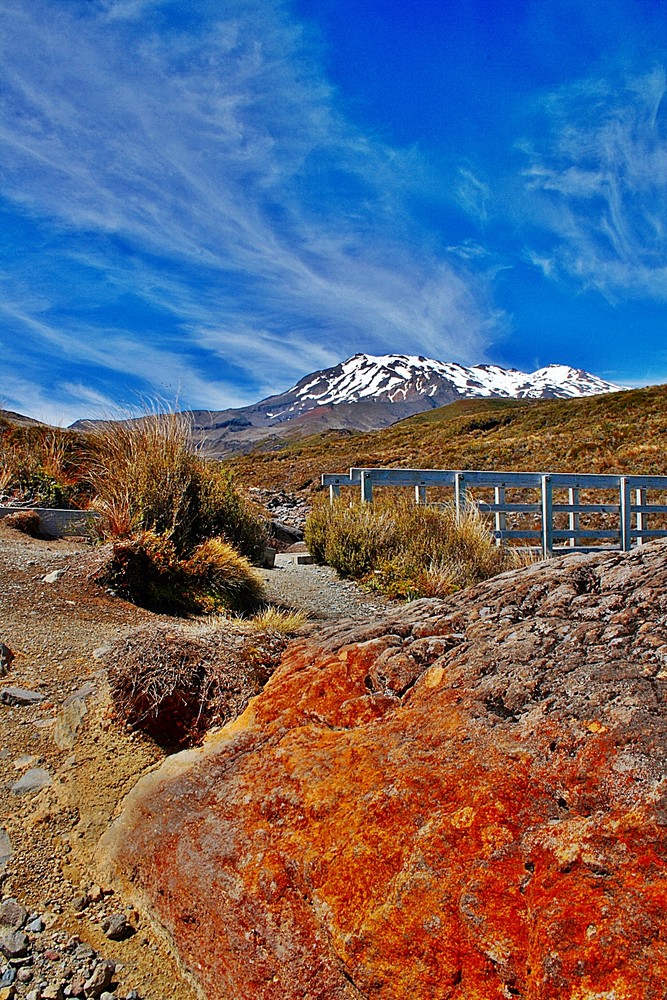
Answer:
[98,543,667,999]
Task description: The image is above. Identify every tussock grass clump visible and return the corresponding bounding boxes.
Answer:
[0,417,87,507]
[87,405,268,613]
[306,495,519,599]
[97,531,264,614]
[87,407,267,561]
[184,537,265,612]
[247,606,308,634]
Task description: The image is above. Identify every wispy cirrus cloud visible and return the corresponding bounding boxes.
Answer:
[0,0,499,420]
[522,66,667,300]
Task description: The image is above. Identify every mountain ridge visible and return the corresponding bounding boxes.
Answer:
[187,352,623,457]
[64,353,623,457]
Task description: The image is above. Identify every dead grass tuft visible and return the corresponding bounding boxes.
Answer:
[105,620,290,748]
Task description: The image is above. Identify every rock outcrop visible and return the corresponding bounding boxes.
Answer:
[99,543,667,999]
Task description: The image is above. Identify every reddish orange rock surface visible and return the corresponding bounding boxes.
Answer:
[99,544,667,999]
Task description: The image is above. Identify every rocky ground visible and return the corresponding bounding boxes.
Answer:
[0,520,386,999]
[100,540,667,1000]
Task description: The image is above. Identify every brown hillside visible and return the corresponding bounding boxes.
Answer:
[225,385,667,491]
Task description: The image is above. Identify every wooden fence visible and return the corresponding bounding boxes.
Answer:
[321,468,667,558]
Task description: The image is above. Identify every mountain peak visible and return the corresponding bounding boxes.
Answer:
[277,353,622,414]
[188,353,624,457]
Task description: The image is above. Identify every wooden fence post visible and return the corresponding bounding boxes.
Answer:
[541,475,553,558]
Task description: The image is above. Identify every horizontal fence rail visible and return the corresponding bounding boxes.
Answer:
[321,468,667,558]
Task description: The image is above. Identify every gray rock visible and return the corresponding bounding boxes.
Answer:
[24,917,43,933]
[0,644,13,677]
[42,569,66,584]
[0,967,15,986]
[269,519,304,544]
[101,914,133,941]
[0,830,12,875]
[53,698,88,751]
[0,902,26,933]
[83,960,115,998]
[99,994,117,1000]
[10,768,52,796]
[0,930,29,959]
[0,687,45,707]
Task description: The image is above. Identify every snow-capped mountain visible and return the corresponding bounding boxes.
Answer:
[185,353,623,456]
[266,354,620,418]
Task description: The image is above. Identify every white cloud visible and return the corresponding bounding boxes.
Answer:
[0,0,498,419]
[522,67,667,300]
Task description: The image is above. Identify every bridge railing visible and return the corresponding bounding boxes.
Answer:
[321,468,667,558]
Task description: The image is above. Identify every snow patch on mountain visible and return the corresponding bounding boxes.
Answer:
[266,354,622,418]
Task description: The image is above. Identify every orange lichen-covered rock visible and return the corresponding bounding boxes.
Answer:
[99,543,667,999]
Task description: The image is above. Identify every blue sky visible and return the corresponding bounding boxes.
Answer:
[2,0,667,423]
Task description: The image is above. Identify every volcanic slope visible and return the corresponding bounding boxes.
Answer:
[187,353,620,457]
[225,382,667,492]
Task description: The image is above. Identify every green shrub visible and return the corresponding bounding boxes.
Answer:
[96,531,187,612]
[193,465,267,562]
[97,531,265,615]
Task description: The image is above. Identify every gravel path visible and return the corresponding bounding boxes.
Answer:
[259,562,392,622]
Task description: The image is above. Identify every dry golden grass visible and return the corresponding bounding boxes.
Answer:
[225,386,667,494]
[86,407,199,543]
[306,495,516,599]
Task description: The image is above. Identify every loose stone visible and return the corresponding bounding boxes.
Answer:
[101,914,133,942]
[0,902,27,933]
[10,769,52,796]
[0,645,13,677]
[0,931,29,959]
[83,960,115,998]
[0,687,45,707]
